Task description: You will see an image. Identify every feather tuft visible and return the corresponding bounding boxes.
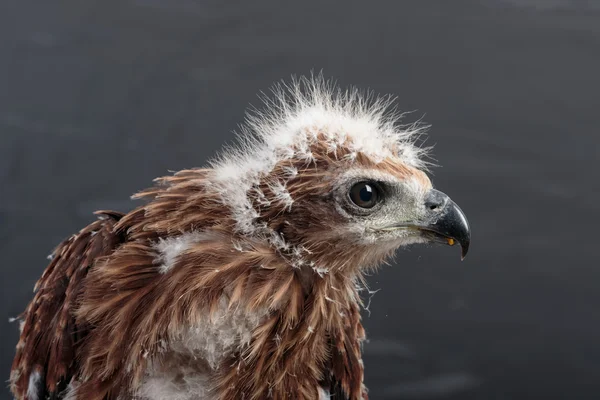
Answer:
[209,74,432,237]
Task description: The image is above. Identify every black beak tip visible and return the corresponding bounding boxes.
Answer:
[460,240,470,260]
[446,200,470,261]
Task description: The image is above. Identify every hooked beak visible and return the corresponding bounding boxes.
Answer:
[419,189,471,259]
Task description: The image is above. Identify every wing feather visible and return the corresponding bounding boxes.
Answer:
[10,211,125,400]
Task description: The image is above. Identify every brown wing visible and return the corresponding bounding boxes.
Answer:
[10,211,126,400]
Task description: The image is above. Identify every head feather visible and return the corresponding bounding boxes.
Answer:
[209,74,432,237]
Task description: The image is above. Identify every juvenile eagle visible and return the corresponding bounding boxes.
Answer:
[10,76,470,400]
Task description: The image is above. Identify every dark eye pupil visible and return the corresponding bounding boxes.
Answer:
[350,181,379,208]
[360,186,373,202]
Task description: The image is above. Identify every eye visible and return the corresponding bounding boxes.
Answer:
[349,181,380,209]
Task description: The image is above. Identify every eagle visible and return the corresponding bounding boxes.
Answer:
[10,76,470,400]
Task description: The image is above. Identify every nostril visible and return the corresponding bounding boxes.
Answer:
[425,189,449,212]
[426,202,441,211]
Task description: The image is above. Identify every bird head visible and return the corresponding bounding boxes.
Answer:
[209,76,470,275]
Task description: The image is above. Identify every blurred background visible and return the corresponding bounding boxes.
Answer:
[1,0,599,399]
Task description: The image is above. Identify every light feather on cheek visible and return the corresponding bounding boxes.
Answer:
[329,162,431,235]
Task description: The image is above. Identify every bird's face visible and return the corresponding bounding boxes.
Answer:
[256,145,470,270]
[329,163,470,259]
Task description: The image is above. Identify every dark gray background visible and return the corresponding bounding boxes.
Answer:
[2,0,599,399]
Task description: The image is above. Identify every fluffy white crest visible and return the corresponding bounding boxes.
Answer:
[208,74,431,239]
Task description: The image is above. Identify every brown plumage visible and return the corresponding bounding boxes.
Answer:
[10,76,470,400]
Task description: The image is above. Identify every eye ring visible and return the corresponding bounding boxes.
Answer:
[349,181,380,209]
